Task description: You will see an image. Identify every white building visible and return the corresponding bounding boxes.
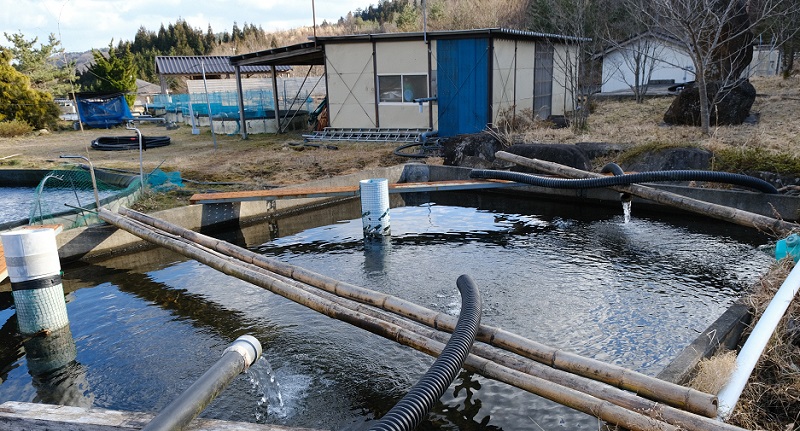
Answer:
[597,32,782,94]
[597,32,695,93]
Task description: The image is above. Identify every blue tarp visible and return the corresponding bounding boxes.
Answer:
[76,93,134,128]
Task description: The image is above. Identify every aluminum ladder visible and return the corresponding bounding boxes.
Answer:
[303,127,429,143]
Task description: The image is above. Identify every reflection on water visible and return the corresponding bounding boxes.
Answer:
[0,186,118,224]
[0,193,775,430]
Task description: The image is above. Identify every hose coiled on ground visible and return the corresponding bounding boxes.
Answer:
[369,275,482,431]
[470,166,779,194]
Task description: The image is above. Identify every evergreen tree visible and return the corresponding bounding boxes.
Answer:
[0,48,60,129]
[84,43,138,107]
[205,25,217,54]
[3,32,77,97]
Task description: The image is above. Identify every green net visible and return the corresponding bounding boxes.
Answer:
[29,165,140,228]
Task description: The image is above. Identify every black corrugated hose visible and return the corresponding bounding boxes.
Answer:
[369,275,482,431]
[470,164,779,194]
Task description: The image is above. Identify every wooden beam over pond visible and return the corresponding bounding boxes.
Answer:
[189,179,519,204]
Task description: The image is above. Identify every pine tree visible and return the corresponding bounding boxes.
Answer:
[3,32,77,97]
[84,43,138,107]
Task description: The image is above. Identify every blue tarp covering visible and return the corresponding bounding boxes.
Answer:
[76,93,135,128]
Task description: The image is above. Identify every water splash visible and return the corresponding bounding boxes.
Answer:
[622,200,632,224]
[247,357,286,421]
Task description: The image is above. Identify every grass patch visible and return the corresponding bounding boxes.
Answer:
[0,119,33,137]
[713,147,800,175]
[616,141,700,165]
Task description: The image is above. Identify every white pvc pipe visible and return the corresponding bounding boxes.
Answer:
[717,260,800,419]
[1,229,69,335]
[360,178,391,238]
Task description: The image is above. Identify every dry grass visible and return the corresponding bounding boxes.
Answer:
[519,76,800,160]
[0,123,408,211]
[688,351,739,395]
[0,124,405,185]
[726,259,800,431]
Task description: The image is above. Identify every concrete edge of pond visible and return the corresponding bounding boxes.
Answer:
[0,401,325,431]
[13,162,795,263]
[656,302,752,385]
[53,165,408,263]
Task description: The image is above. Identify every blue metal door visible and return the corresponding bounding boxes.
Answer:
[436,38,490,137]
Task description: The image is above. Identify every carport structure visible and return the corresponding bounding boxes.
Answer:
[229,42,324,138]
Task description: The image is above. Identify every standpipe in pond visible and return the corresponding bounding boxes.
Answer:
[369,275,482,431]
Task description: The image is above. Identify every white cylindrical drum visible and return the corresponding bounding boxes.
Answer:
[1,229,69,335]
[360,178,391,238]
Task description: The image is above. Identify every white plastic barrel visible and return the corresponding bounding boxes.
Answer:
[1,229,69,335]
[360,178,391,238]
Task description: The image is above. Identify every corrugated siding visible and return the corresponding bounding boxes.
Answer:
[534,42,554,118]
[436,38,490,137]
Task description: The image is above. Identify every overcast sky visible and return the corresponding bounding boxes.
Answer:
[0,0,367,53]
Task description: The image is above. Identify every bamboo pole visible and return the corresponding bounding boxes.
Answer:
[117,207,718,418]
[105,210,750,431]
[494,151,798,237]
[259,264,747,431]
[97,209,680,431]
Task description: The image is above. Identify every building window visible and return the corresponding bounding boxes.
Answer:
[378,74,428,103]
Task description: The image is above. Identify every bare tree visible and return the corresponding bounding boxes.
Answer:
[601,32,668,102]
[632,0,799,134]
[528,0,617,131]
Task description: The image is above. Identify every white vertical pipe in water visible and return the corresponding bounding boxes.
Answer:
[1,229,69,335]
[360,178,391,238]
[716,260,800,419]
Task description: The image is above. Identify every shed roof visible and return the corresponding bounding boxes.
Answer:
[155,56,292,76]
[229,28,588,68]
[315,28,590,44]
[230,42,324,68]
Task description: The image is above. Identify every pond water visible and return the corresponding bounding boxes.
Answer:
[0,186,118,225]
[0,193,774,430]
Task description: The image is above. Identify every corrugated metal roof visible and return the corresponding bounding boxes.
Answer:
[155,56,291,75]
[314,28,590,44]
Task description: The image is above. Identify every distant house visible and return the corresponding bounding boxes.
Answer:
[134,79,161,113]
[596,32,781,94]
[229,28,585,138]
[597,32,695,93]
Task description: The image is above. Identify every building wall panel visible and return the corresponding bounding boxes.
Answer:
[513,40,536,116]
[325,43,377,128]
[492,39,518,125]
